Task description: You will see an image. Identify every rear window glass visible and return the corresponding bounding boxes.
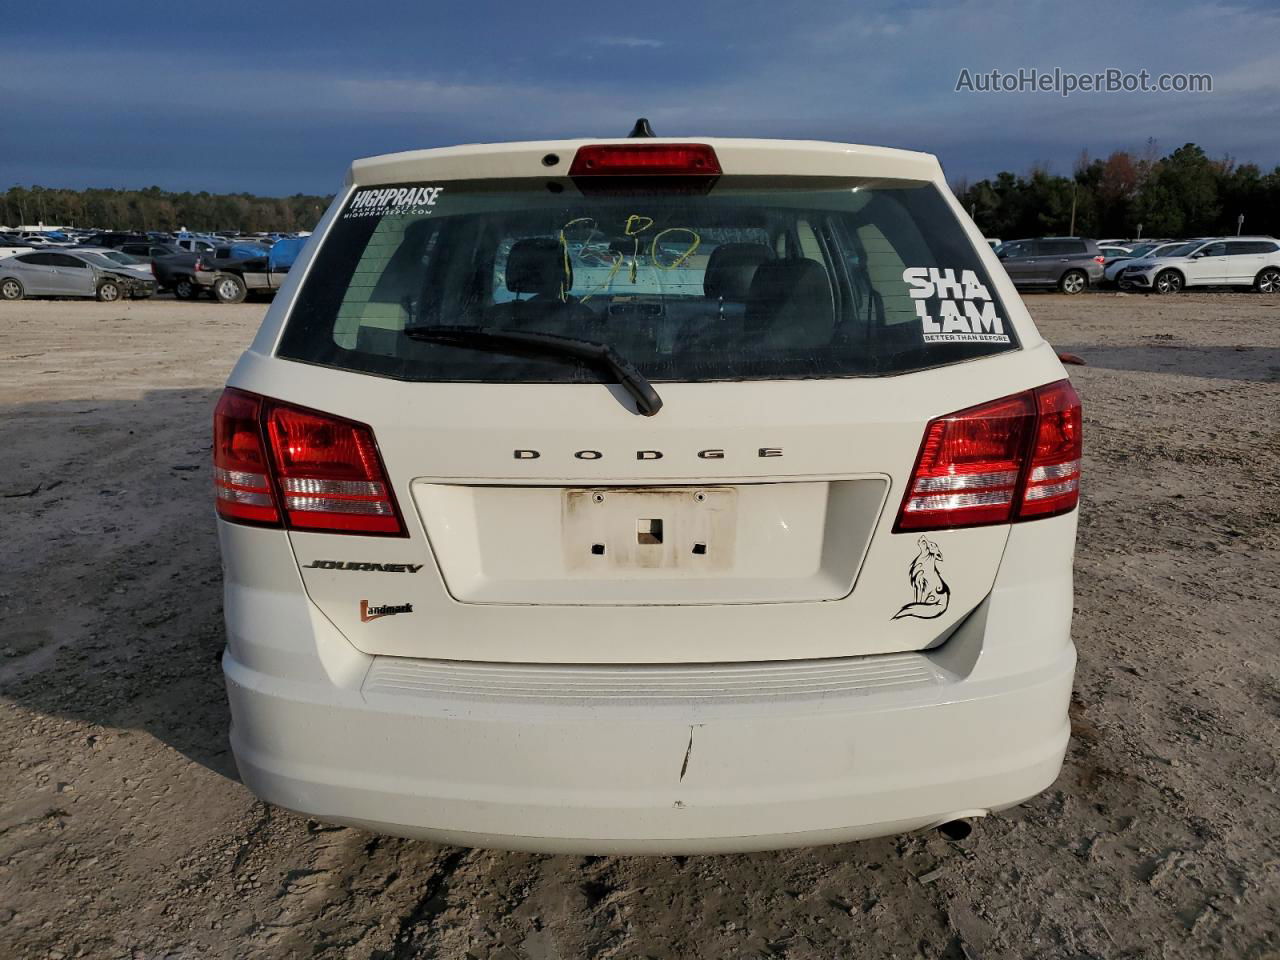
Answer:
[277,177,1019,382]
[1038,240,1086,255]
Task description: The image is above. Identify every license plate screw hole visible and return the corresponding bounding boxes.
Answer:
[637,518,663,545]
[592,492,606,504]
[693,491,706,503]
[692,542,707,555]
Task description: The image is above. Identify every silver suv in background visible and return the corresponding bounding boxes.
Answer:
[995,237,1105,294]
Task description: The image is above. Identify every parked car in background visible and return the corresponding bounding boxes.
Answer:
[19,234,73,247]
[1105,240,1201,287]
[173,233,221,254]
[74,248,156,283]
[0,249,156,301]
[154,242,277,300]
[83,231,152,249]
[1118,237,1280,293]
[1096,245,1131,261]
[118,241,185,263]
[152,250,203,298]
[994,237,1105,294]
[0,238,34,260]
[192,240,298,302]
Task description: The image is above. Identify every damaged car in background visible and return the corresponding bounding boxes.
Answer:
[0,249,156,301]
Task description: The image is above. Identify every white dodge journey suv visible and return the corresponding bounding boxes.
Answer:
[216,131,1081,853]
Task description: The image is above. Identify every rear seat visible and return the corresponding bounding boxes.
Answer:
[676,242,774,351]
[746,259,836,350]
[489,238,598,336]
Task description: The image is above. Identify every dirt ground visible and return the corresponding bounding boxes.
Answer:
[1,291,1278,960]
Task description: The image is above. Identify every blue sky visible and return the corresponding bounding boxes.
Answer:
[5,0,1278,195]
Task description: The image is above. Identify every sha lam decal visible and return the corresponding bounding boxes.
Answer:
[903,267,1010,344]
[892,536,951,620]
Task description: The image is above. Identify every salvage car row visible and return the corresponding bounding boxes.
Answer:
[0,232,305,302]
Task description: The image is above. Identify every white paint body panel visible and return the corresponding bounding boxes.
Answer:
[223,510,1076,853]
[219,136,1077,850]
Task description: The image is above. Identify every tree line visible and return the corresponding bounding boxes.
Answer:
[8,141,1279,241]
[1,185,333,233]
[953,142,1280,241]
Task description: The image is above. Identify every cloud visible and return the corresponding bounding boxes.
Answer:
[592,36,664,48]
[4,0,1280,191]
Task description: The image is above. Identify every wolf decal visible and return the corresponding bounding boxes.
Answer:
[892,536,950,620]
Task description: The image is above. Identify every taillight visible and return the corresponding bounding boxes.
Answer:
[895,380,1081,532]
[1019,380,1082,519]
[213,389,279,526]
[212,388,406,536]
[568,143,721,177]
[264,403,404,534]
[1093,255,1106,264]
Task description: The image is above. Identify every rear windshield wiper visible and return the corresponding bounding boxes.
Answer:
[403,325,663,416]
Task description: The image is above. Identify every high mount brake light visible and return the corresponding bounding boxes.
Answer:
[894,379,1081,532]
[212,388,406,536]
[568,143,722,177]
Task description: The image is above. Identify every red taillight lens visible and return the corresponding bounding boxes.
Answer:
[1019,379,1082,519]
[895,393,1036,531]
[895,380,1082,531]
[264,403,404,535]
[1093,255,1106,264]
[212,389,406,536]
[213,388,279,526]
[568,143,722,177]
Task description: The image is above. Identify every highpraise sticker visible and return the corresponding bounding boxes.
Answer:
[344,185,444,219]
[903,267,1010,344]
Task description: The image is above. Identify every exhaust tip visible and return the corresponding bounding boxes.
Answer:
[931,810,987,841]
[936,819,973,842]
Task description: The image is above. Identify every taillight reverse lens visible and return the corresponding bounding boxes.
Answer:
[895,379,1082,531]
[213,388,279,526]
[1020,380,1082,519]
[212,388,405,536]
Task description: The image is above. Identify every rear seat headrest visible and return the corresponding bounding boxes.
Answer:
[746,259,835,346]
[704,242,774,301]
[506,238,570,297]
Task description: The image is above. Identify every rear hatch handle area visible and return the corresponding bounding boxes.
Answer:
[404,325,664,416]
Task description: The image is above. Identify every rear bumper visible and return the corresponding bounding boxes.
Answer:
[226,642,1073,854]
[220,512,1079,853]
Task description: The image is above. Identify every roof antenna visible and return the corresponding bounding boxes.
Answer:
[628,117,655,138]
